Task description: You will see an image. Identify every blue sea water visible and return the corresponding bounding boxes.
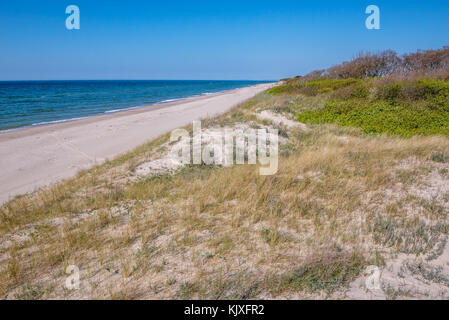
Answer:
[0,80,272,131]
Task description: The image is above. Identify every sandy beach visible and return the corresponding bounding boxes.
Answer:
[0,83,275,204]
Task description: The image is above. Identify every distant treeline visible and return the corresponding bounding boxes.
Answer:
[299,46,449,81]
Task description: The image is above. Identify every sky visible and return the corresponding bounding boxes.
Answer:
[0,0,448,80]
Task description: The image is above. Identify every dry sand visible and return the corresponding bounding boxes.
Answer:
[0,83,275,204]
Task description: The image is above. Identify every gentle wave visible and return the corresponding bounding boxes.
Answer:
[0,80,273,131]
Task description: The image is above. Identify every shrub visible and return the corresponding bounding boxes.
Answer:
[416,79,449,98]
[402,47,449,72]
[282,47,449,138]
[297,79,359,96]
[376,82,402,100]
[267,85,299,95]
[269,79,361,97]
[297,99,449,137]
[300,46,449,81]
[350,83,370,99]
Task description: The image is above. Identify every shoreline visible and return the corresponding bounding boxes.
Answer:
[0,82,276,203]
[0,84,268,136]
[0,84,274,141]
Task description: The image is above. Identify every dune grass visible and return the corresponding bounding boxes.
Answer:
[1,85,449,299]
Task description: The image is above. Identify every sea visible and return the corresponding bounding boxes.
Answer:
[0,80,272,131]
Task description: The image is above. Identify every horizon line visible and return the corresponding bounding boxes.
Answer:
[0,79,280,82]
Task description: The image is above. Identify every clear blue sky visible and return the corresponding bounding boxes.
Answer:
[1,0,448,80]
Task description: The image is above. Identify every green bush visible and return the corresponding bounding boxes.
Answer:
[268,79,360,96]
[416,79,449,98]
[302,79,359,94]
[267,84,301,95]
[400,79,449,102]
[297,99,449,137]
[350,83,370,99]
[328,81,370,100]
[376,82,402,100]
[267,85,291,95]
[289,78,449,137]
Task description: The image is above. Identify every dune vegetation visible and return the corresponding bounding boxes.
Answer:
[270,78,449,137]
[1,46,449,299]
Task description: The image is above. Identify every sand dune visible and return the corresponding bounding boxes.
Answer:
[0,83,275,203]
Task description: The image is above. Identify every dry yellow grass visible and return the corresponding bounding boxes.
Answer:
[1,92,449,299]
